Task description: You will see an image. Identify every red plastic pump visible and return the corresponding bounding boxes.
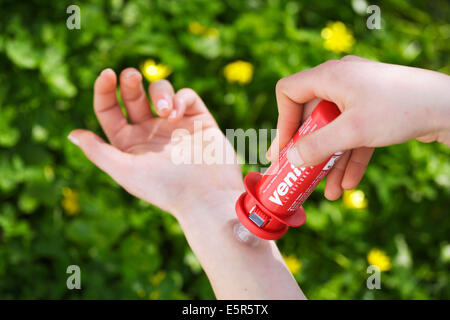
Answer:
[235,100,343,240]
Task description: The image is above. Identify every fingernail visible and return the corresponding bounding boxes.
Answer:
[157,99,170,112]
[169,109,177,119]
[124,70,140,79]
[101,68,114,77]
[68,134,80,146]
[287,147,304,167]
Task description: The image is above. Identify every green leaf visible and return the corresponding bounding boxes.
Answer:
[5,37,40,69]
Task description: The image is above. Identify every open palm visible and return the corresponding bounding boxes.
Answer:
[69,68,243,217]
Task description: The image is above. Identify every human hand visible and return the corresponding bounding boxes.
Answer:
[268,55,450,200]
[68,70,305,299]
[68,68,244,219]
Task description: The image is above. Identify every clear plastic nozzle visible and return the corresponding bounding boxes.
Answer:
[233,220,260,247]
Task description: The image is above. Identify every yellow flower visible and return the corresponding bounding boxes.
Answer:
[149,291,159,300]
[321,21,355,53]
[61,187,80,215]
[367,248,392,271]
[141,59,172,82]
[188,21,219,39]
[205,27,219,39]
[223,60,254,85]
[283,254,302,274]
[188,21,205,35]
[148,270,166,286]
[343,189,368,209]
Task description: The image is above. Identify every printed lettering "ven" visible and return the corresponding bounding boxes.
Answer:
[268,165,306,206]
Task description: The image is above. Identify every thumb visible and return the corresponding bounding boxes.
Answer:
[68,129,129,181]
[286,110,364,167]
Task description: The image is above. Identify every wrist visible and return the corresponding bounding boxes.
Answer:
[426,94,450,147]
[173,184,305,299]
[174,186,245,224]
[427,73,450,134]
[436,105,450,136]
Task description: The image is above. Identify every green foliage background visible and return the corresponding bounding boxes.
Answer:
[0,0,449,299]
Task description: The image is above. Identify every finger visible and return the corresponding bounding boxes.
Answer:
[301,98,323,121]
[119,68,153,123]
[269,60,347,161]
[266,98,320,162]
[287,109,365,167]
[416,132,439,143]
[342,147,374,190]
[68,129,130,184]
[171,88,209,122]
[94,69,128,144]
[324,150,351,200]
[276,59,350,104]
[269,81,305,161]
[148,80,175,117]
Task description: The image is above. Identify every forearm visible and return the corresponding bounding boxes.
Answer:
[175,189,306,300]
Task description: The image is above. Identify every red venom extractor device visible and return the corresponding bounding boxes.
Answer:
[235,100,343,240]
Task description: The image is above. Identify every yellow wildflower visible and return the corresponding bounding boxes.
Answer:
[283,254,302,274]
[321,21,355,53]
[188,21,219,39]
[141,59,172,82]
[205,27,219,39]
[188,21,205,35]
[367,248,392,271]
[61,187,80,215]
[343,189,368,209]
[149,291,159,300]
[223,60,254,85]
[149,270,166,286]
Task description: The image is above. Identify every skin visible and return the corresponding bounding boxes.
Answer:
[68,56,449,299]
[68,68,305,299]
[268,55,450,201]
